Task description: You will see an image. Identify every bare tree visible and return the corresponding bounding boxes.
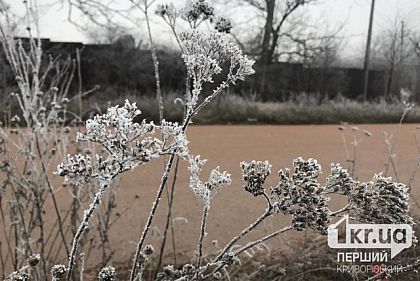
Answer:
[372,19,414,99]
[275,14,344,65]
[240,0,315,64]
[237,0,348,93]
[410,36,420,104]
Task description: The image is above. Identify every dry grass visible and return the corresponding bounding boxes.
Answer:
[75,92,420,125]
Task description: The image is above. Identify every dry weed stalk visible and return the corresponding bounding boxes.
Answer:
[0,1,126,280]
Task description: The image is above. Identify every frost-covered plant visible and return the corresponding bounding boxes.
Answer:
[174,158,413,280]
[187,155,231,274]
[337,125,372,177]
[180,30,255,114]
[325,163,354,195]
[323,163,413,226]
[98,266,116,281]
[50,23,255,280]
[3,255,40,281]
[352,173,412,225]
[56,100,188,278]
[0,2,86,279]
[156,0,232,50]
[50,265,66,281]
[240,160,272,196]
[271,158,330,234]
[4,272,29,281]
[181,0,214,28]
[3,2,415,280]
[211,16,232,33]
[188,155,231,203]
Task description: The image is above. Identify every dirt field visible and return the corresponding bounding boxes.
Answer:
[3,124,420,271]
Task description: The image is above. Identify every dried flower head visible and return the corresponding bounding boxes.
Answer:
[98,266,116,281]
[351,173,412,225]
[180,30,255,110]
[181,0,214,27]
[188,155,231,203]
[143,244,154,256]
[212,16,232,33]
[51,264,67,280]
[325,163,354,195]
[56,101,188,185]
[156,3,177,18]
[160,264,181,279]
[160,120,189,158]
[271,158,330,234]
[182,264,195,275]
[27,253,40,267]
[240,160,272,196]
[56,154,93,183]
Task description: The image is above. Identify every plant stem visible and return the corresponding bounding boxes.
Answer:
[154,156,180,279]
[200,225,293,281]
[213,204,272,263]
[144,5,163,123]
[234,225,293,256]
[130,154,176,281]
[66,181,110,280]
[196,203,209,280]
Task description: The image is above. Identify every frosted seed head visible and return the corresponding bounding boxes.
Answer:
[27,254,40,266]
[182,264,195,275]
[98,266,116,281]
[143,245,154,255]
[271,158,330,234]
[51,264,67,279]
[188,155,231,202]
[212,16,232,33]
[240,160,271,196]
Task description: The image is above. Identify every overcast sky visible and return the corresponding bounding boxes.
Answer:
[7,0,420,59]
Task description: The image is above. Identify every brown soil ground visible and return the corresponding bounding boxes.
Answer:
[3,124,420,273]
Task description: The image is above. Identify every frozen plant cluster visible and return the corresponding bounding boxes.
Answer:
[237,158,413,237]
[55,100,190,278]
[211,16,232,33]
[57,100,188,186]
[6,0,412,279]
[352,173,412,225]
[50,265,66,280]
[323,163,412,225]
[240,160,272,196]
[271,158,331,234]
[180,30,255,112]
[181,0,214,25]
[325,163,354,195]
[188,155,231,204]
[156,0,232,32]
[98,266,116,281]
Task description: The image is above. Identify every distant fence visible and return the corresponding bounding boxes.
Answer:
[0,37,415,102]
[235,63,387,101]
